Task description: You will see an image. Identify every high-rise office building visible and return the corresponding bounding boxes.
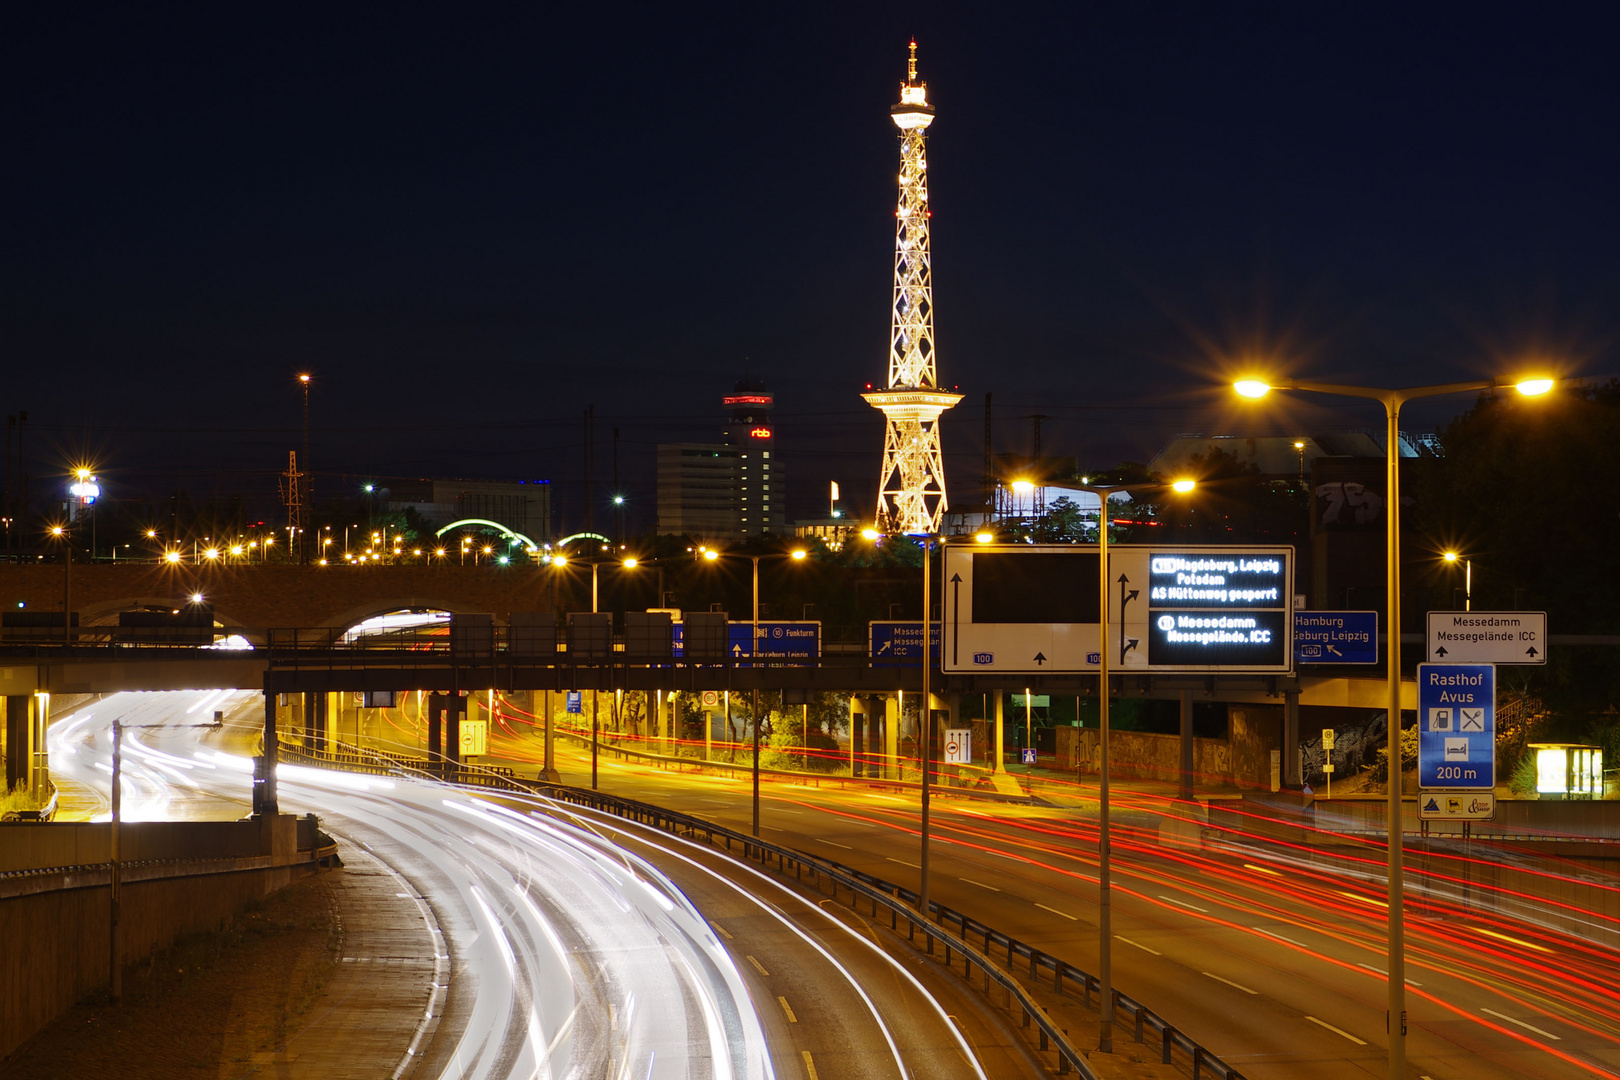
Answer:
[657,380,785,539]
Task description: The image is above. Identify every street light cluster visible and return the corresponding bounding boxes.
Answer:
[1232,367,1556,1080]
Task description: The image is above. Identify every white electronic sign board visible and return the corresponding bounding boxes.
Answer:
[941,544,1293,674]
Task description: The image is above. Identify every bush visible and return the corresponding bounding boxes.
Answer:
[1508,753,1539,798]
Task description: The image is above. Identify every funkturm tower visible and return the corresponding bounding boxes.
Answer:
[864,40,962,535]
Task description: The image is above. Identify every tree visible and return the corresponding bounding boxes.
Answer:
[1409,380,1620,732]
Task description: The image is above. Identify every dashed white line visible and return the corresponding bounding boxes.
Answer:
[885,857,921,869]
[1481,1007,1561,1040]
[1252,926,1308,947]
[1305,1016,1366,1045]
[1158,894,1210,913]
[1202,972,1257,994]
[1115,936,1161,956]
[959,877,1001,892]
[818,839,853,849]
[1034,902,1079,921]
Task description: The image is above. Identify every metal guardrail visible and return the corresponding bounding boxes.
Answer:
[279,749,1245,1079]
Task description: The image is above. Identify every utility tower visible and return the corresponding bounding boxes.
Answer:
[279,451,304,559]
[864,40,962,535]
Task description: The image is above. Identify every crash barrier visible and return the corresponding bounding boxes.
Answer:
[283,749,1246,1079]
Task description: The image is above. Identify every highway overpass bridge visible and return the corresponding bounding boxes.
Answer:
[0,627,1422,808]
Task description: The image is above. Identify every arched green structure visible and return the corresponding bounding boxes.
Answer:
[554,531,613,549]
[434,518,541,551]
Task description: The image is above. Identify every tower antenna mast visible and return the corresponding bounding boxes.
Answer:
[864,40,962,534]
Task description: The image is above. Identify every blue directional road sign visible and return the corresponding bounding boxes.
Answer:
[673,621,820,665]
[1021,748,1038,765]
[1417,662,1494,791]
[566,690,582,714]
[1294,611,1379,665]
[868,621,939,665]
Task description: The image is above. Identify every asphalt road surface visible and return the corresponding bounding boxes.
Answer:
[46,691,1048,1080]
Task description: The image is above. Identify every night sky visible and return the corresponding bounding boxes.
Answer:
[5,5,1619,530]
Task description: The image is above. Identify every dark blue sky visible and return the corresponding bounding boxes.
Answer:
[4,4,1618,528]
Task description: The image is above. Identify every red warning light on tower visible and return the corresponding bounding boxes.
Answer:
[749,427,772,439]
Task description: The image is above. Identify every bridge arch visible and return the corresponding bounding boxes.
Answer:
[434,518,541,552]
[79,596,254,632]
[319,598,510,632]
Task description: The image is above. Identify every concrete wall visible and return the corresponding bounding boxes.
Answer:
[0,816,294,873]
[1068,728,1235,785]
[0,816,307,1059]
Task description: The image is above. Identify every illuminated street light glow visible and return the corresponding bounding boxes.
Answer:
[790,550,807,560]
[975,532,993,544]
[164,551,182,564]
[1515,377,1554,396]
[622,557,638,568]
[189,592,204,603]
[861,528,882,541]
[1010,479,1035,495]
[702,549,719,561]
[1443,551,1459,562]
[1233,379,1272,398]
[1171,479,1197,493]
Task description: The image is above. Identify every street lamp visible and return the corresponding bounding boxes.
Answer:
[1442,551,1471,611]
[1234,372,1553,1079]
[1075,477,1195,1053]
[701,546,809,836]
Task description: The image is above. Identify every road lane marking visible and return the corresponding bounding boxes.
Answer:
[1158,894,1210,913]
[747,955,770,977]
[1202,972,1257,994]
[1481,1008,1560,1039]
[886,857,921,869]
[818,840,853,849]
[778,996,798,1023]
[960,877,1001,892]
[1305,1016,1366,1045]
[710,921,732,939]
[1252,926,1308,947]
[1034,902,1079,921]
[1357,962,1422,986]
[1116,936,1160,955]
[1471,926,1552,954]
[801,1050,819,1080]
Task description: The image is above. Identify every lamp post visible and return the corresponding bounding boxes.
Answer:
[917,534,938,919]
[1234,374,1553,1079]
[1075,478,1195,1054]
[1443,551,1472,611]
[49,525,71,646]
[699,546,808,835]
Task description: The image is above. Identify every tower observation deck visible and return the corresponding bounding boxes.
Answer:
[864,40,962,535]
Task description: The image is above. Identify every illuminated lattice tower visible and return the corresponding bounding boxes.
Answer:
[864,40,962,535]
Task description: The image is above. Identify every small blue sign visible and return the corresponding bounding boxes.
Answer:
[1021,747,1038,765]
[566,690,582,714]
[1417,663,1494,790]
[1294,611,1379,665]
[868,621,939,665]
[672,621,820,666]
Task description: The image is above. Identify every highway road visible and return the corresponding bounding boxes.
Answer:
[45,691,1046,1080]
[463,712,1620,1080]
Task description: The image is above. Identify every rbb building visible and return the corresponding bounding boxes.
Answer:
[656,380,785,540]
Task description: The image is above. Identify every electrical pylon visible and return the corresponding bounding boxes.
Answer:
[864,40,962,535]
